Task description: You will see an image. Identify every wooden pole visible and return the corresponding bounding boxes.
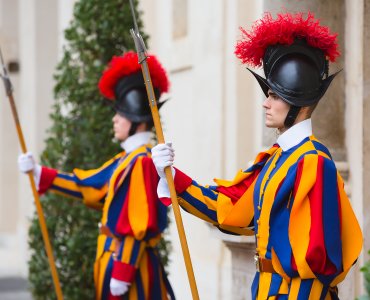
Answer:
[141,61,200,300]
[127,4,199,296]
[0,48,64,300]
[128,2,200,296]
[128,27,200,296]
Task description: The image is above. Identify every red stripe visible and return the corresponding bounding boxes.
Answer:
[159,197,172,206]
[148,253,154,297]
[114,169,125,193]
[110,167,130,236]
[111,261,136,282]
[116,157,160,235]
[216,147,277,204]
[306,156,336,275]
[115,159,142,236]
[173,167,193,194]
[291,255,298,272]
[306,156,326,272]
[217,169,261,204]
[117,188,133,236]
[39,167,58,195]
[142,157,159,232]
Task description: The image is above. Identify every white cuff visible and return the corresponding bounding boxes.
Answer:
[157,178,170,198]
[110,278,130,296]
[33,164,42,189]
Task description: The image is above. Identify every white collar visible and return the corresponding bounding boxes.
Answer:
[277,119,312,151]
[120,131,151,153]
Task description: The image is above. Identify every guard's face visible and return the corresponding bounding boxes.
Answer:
[263,90,290,131]
[112,113,131,141]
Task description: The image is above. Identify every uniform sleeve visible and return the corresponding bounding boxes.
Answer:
[166,166,260,236]
[158,147,278,235]
[112,157,165,282]
[38,155,121,210]
[289,154,362,285]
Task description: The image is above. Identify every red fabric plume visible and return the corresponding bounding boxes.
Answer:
[98,51,169,100]
[235,12,340,67]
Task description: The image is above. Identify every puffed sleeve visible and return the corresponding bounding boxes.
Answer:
[158,146,279,235]
[38,153,123,210]
[165,162,270,235]
[289,154,362,285]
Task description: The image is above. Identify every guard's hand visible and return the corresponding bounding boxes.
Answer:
[18,152,42,187]
[18,152,36,173]
[151,142,175,178]
[110,278,130,296]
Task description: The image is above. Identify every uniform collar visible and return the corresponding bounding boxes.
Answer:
[121,131,151,153]
[277,118,312,151]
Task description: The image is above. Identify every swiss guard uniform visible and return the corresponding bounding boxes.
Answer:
[154,12,363,299]
[36,52,175,300]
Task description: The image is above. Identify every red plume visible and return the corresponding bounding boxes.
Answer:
[98,51,169,100]
[235,12,340,67]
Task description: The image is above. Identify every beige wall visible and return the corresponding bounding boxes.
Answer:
[362,0,370,267]
[0,0,19,235]
[0,0,71,277]
[344,0,364,296]
[0,0,23,277]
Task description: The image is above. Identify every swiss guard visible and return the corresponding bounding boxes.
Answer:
[18,52,176,300]
[150,12,363,299]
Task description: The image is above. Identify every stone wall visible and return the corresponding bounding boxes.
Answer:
[363,0,370,259]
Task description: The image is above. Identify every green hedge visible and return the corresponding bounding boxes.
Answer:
[358,250,370,300]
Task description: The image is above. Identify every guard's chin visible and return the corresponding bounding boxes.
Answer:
[114,133,123,141]
[265,121,273,128]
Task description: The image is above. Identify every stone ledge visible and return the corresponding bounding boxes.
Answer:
[0,277,29,292]
[209,225,255,244]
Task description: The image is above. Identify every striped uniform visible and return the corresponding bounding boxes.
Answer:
[169,136,362,299]
[39,144,175,300]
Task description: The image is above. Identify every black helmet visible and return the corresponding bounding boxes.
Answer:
[113,71,162,123]
[248,39,339,108]
[235,12,340,127]
[99,52,169,131]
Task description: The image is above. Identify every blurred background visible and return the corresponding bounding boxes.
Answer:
[0,0,369,299]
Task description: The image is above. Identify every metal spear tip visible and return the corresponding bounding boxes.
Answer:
[0,46,13,95]
[130,28,140,54]
[0,46,6,75]
[130,29,147,63]
[0,45,5,64]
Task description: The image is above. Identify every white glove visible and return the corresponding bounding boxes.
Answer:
[18,152,42,188]
[152,143,176,198]
[110,278,130,296]
[151,142,175,178]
